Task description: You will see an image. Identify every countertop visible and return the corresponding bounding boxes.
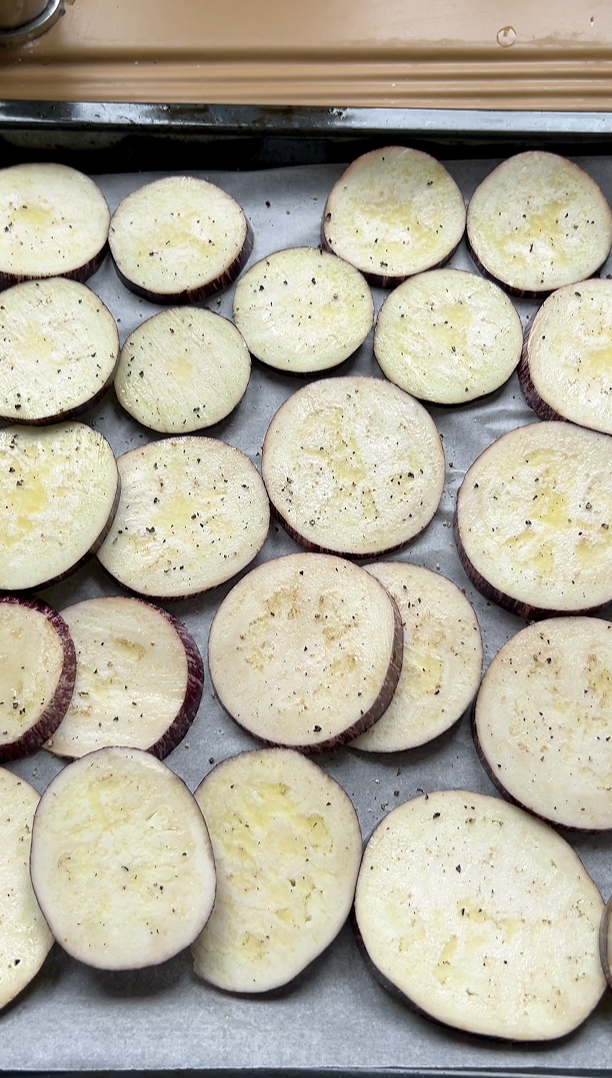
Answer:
[1,0,612,109]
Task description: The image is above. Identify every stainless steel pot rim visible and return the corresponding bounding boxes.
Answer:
[0,0,63,45]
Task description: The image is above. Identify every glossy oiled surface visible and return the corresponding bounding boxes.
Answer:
[1,0,612,108]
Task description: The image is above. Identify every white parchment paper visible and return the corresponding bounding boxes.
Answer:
[4,157,612,1073]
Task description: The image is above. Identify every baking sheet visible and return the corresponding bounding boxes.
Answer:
[3,156,612,1073]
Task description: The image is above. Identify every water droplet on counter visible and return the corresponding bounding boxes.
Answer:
[497,26,516,47]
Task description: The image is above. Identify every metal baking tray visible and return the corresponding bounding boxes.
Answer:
[0,104,611,1077]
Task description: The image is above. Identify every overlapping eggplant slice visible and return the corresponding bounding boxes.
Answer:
[0,596,75,763]
[191,748,362,993]
[97,435,269,600]
[208,552,403,752]
[0,422,120,592]
[352,563,482,753]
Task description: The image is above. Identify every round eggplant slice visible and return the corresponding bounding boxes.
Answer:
[354,789,605,1041]
[262,376,445,558]
[44,596,204,761]
[351,563,482,752]
[466,151,612,297]
[232,246,374,375]
[97,435,269,600]
[0,422,120,592]
[114,307,251,433]
[454,421,612,619]
[208,552,403,751]
[0,162,110,288]
[520,279,612,434]
[0,596,76,762]
[374,268,523,405]
[191,748,362,993]
[0,768,54,1011]
[108,175,253,304]
[474,616,612,831]
[0,277,119,424]
[30,747,216,971]
[322,147,466,288]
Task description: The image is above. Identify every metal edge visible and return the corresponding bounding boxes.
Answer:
[2,102,612,138]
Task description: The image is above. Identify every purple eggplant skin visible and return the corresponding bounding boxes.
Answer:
[0,597,77,764]
[266,498,428,562]
[517,320,568,424]
[0,245,109,294]
[111,222,254,306]
[600,895,612,993]
[50,601,205,764]
[351,904,590,1045]
[138,605,204,761]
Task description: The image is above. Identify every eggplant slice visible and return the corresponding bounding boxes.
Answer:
[208,552,403,752]
[108,175,253,304]
[262,375,445,558]
[454,420,612,619]
[0,277,119,424]
[466,151,612,297]
[354,789,605,1041]
[0,768,54,1010]
[322,146,466,288]
[374,268,523,405]
[191,748,362,993]
[474,616,612,831]
[30,747,216,971]
[232,246,374,374]
[114,306,251,433]
[519,279,612,434]
[352,563,482,753]
[0,162,110,289]
[0,596,76,763]
[97,435,269,600]
[0,422,120,592]
[45,596,204,761]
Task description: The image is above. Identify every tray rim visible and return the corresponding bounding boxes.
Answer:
[3,102,612,137]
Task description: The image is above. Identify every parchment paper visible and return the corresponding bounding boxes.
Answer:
[3,157,612,1073]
